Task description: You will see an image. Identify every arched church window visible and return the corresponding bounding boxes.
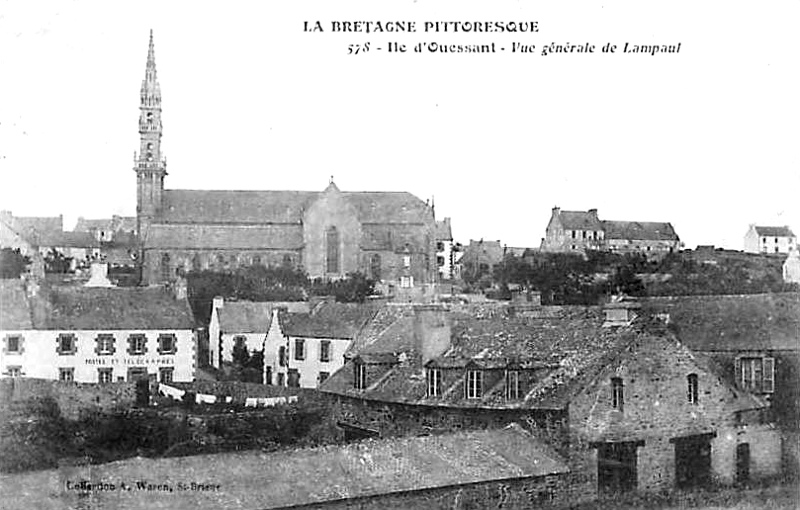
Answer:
[160,253,171,282]
[326,226,339,274]
[370,253,381,280]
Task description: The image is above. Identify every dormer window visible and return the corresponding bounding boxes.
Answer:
[426,368,442,397]
[466,370,483,399]
[354,363,367,390]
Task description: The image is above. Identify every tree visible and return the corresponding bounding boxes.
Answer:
[43,249,73,274]
[231,337,251,367]
[0,248,31,278]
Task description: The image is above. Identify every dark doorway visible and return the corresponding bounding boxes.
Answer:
[674,434,713,488]
[736,443,750,485]
[598,442,638,493]
[134,378,150,407]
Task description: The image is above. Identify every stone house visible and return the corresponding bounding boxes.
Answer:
[74,215,137,243]
[320,301,780,501]
[207,297,309,369]
[744,225,797,254]
[0,268,196,384]
[457,239,505,282]
[644,293,800,429]
[542,207,680,258]
[133,33,439,289]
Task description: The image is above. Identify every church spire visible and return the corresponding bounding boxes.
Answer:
[135,29,166,229]
[141,29,161,105]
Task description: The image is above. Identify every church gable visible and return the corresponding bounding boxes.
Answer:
[303,182,362,279]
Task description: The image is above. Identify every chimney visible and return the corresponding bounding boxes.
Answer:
[174,275,188,300]
[413,304,451,365]
[212,296,225,312]
[603,295,641,327]
[588,208,598,218]
[552,206,560,215]
[84,262,114,288]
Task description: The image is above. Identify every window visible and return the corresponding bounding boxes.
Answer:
[319,371,330,383]
[294,339,305,361]
[282,254,293,267]
[775,238,779,243]
[98,368,113,384]
[687,373,699,404]
[95,334,115,355]
[128,334,147,355]
[4,335,22,354]
[160,253,171,281]
[278,346,287,367]
[571,230,577,239]
[370,253,381,280]
[582,230,587,239]
[319,340,331,363]
[427,368,442,397]
[159,367,174,383]
[354,363,367,390]
[506,370,520,400]
[287,369,300,388]
[277,373,285,386]
[400,276,414,288]
[59,368,75,382]
[157,334,177,354]
[252,255,262,266]
[7,366,22,377]
[739,357,775,393]
[436,255,445,267]
[466,370,483,399]
[326,226,339,273]
[436,241,444,251]
[611,377,624,411]
[57,333,77,355]
[403,255,411,268]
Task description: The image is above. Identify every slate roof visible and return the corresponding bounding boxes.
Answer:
[282,301,380,339]
[644,293,800,351]
[0,213,64,246]
[144,223,304,250]
[74,216,137,233]
[460,240,505,266]
[43,285,195,330]
[557,210,603,230]
[435,219,452,241]
[323,305,644,409]
[158,189,431,225]
[36,231,98,249]
[218,301,310,334]
[754,226,796,238]
[0,425,568,510]
[603,220,679,241]
[0,280,33,330]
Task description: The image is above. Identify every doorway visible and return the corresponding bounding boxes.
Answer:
[736,443,750,485]
[674,434,713,489]
[598,442,639,493]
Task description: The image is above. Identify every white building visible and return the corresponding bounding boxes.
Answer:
[208,298,309,368]
[784,247,800,284]
[744,225,796,254]
[0,271,196,383]
[264,301,378,388]
[435,218,454,281]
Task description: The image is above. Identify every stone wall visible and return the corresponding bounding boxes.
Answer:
[0,378,136,419]
[330,394,569,454]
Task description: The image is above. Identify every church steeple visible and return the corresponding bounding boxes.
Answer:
[134,29,167,227]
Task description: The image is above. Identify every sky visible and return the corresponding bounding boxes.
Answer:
[1,0,798,250]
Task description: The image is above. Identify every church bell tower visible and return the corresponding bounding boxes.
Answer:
[134,29,167,232]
